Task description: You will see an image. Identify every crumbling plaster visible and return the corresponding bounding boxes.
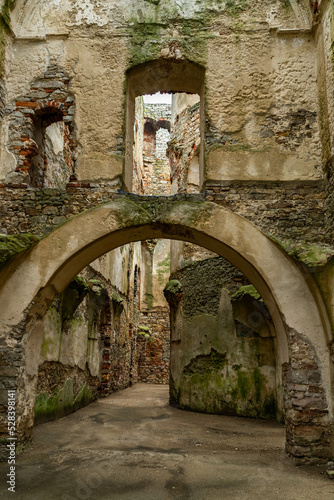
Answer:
[0,0,327,185]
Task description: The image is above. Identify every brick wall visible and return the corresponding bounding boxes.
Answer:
[136,307,170,384]
[5,65,76,188]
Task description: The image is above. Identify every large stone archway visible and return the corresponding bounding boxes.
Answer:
[0,194,333,463]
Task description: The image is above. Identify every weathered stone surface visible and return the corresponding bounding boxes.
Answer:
[0,0,333,469]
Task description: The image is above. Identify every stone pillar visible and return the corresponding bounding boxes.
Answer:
[284,330,332,464]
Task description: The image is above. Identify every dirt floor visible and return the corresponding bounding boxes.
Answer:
[0,384,334,500]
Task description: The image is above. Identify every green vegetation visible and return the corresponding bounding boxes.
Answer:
[269,236,334,267]
[231,285,262,302]
[234,368,251,399]
[126,4,215,68]
[280,0,291,10]
[225,0,249,17]
[0,233,39,269]
[34,379,93,424]
[145,292,154,310]
[252,367,264,402]
[163,279,183,306]
[128,19,163,67]
[138,324,154,343]
[88,278,106,290]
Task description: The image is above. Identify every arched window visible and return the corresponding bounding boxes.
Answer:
[7,67,76,188]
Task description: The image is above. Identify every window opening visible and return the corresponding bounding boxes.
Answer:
[132,92,200,195]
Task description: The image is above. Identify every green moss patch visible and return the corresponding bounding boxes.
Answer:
[231,285,262,302]
[225,0,249,16]
[163,279,183,306]
[0,233,39,269]
[34,379,93,425]
[183,348,227,376]
[269,236,334,268]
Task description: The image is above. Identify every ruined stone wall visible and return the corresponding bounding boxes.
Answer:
[0,0,334,466]
[205,180,327,243]
[1,0,324,187]
[133,100,171,195]
[316,1,334,239]
[136,307,170,384]
[168,97,200,194]
[0,182,326,243]
[284,329,332,465]
[4,65,75,187]
[0,0,329,240]
[132,96,145,194]
[166,257,278,420]
[33,264,138,424]
[0,186,120,236]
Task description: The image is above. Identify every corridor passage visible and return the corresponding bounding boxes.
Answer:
[1,384,333,500]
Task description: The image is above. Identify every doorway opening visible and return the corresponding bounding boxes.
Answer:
[124,59,205,192]
[33,235,279,426]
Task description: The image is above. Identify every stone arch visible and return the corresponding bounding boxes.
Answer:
[0,195,332,463]
[125,59,205,191]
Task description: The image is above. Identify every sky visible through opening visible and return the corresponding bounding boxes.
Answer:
[143,92,172,104]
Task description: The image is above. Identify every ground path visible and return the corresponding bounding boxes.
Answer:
[1,384,333,499]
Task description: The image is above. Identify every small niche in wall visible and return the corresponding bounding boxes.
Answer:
[30,108,72,189]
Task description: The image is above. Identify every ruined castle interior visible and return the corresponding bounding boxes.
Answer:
[1,0,334,480]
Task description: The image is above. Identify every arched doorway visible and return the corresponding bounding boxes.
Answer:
[0,195,332,463]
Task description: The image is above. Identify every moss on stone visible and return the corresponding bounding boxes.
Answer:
[183,348,227,376]
[128,19,163,67]
[263,394,277,420]
[279,0,291,10]
[1,0,16,29]
[74,384,92,408]
[145,292,154,309]
[225,0,249,17]
[88,279,107,297]
[34,380,93,424]
[34,392,59,422]
[126,4,214,69]
[0,233,40,269]
[269,236,334,267]
[163,279,183,306]
[252,367,264,403]
[231,285,262,303]
[235,368,251,399]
